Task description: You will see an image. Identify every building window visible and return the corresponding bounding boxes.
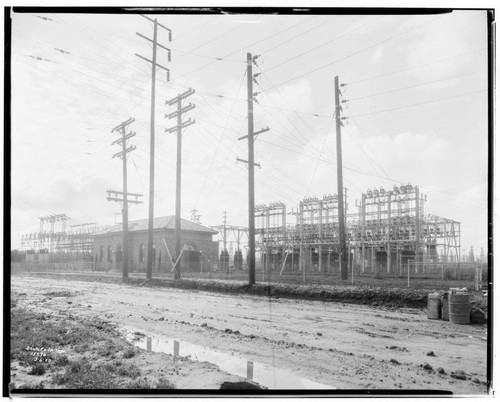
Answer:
[107,246,112,262]
[139,244,145,263]
[100,246,104,262]
[116,245,123,263]
[151,244,156,262]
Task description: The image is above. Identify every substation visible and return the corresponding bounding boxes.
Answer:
[20,215,100,261]
[18,184,461,275]
[255,184,461,275]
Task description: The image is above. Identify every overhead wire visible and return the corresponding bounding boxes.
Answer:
[347,69,486,102]
[193,69,247,208]
[344,47,488,86]
[256,67,332,155]
[305,114,336,194]
[342,103,391,180]
[257,138,485,213]
[264,15,384,73]
[261,14,448,91]
[13,13,487,225]
[259,15,338,55]
[175,14,319,79]
[348,88,487,118]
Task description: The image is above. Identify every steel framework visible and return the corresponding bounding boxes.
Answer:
[254,184,461,275]
[21,218,112,254]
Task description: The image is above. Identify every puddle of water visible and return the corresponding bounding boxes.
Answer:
[124,327,334,390]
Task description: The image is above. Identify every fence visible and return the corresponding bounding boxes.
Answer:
[12,254,94,272]
[181,260,487,290]
[10,252,488,291]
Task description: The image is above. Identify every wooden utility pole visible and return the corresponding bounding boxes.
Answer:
[110,118,141,280]
[223,211,228,273]
[166,88,196,280]
[237,52,269,286]
[106,189,143,279]
[247,52,257,286]
[334,76,348,280]
[136,15,171,279]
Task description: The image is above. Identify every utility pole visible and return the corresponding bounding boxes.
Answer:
[110,117,138,280]
[166,88,196,280]
[334,76,348,280]
[136,15,172,280]
[223,211,228,273]
[106,189,143,279]
[237,52,269,286]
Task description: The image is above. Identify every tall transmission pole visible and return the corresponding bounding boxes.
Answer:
[238,53,270,285]
[334,76,348,280]
[136,15,172,280]
[166,88,196,280]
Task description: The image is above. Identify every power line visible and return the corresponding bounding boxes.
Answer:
[175,15,219,40]
[175,15,319,79]
[256,67,334,156]
[174,18,255,62]
[170,82,333,118]
[264,15,383,73]
[342,103,391,180]
[347,69,486,102]
[349,88,486,118]
[261,14,446,92]
[258,138,485,212]
[260,15,338,55]
[306,115,336,194]
[344,47,488,86]
[194,70,247,208]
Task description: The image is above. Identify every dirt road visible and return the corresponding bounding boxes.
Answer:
[11,274,488,393]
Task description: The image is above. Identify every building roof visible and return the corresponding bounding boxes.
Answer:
[92,216,218,236]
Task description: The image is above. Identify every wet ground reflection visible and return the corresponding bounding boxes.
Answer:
[126,328,334,390]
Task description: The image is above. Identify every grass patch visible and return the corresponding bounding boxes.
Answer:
[128,376,175,390]
[10,301,175,390]
[43,291,73,297]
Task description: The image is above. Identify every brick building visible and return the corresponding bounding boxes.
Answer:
[91,216,218,273]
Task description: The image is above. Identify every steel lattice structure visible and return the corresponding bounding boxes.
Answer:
[21,217,113,254]
[254,184,461,274]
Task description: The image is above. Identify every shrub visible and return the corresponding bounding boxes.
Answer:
[123,348,135,359]
[28,363,46,376]
[54,354,69,366]
[117,363,140,379]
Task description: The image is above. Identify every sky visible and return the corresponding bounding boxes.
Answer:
[9,8,489,255]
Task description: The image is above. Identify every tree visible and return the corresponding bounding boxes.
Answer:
[11,249,25,262]
[468,246,475,263]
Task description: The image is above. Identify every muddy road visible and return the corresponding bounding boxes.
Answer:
[11,274,487,393]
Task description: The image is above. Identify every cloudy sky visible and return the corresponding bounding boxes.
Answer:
[10,8,489,254]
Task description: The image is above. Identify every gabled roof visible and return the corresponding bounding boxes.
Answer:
[93,216,217,236]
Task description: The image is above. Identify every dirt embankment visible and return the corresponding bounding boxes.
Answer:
[21,271,435,308]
